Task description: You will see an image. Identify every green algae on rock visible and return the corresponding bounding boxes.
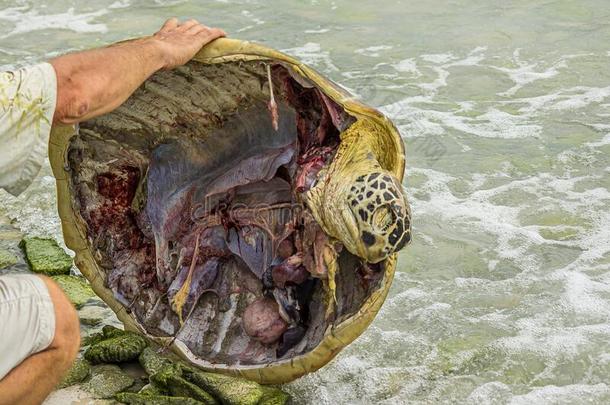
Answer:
[123,376,149,395]
[102,324,129,338]
[51,275,95,308]
[78,305,106,326]
[183,367,265,405]
[141,347,290,405]
[147,363,182,386]
[82,331,106,347]
[162,374,218,405]
[20,237,72,275]
[78,325,291,404]
[85,332,148,364]
[138,383,167,396]
[116,392,205,405]
[85,364,135,399]
[79,316,102,326]
[258,386,290,405]
[82,325,133,349]
[0,248,18,269]
[58,358,91,389]
[138,347,173,376]
[150,365,218,405]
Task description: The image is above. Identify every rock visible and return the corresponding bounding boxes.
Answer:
[85,332,148,364]
[85,364,135,399]
[80,316,103,326]
[122,376,148,394]
[164,375,218,405]
[258,386,290,405]
[78,328,286,405]
[147,363,183,386]
[0,214,22,242]
[150,365,217,405]
[138,347,173,376]
[20,237,72,275]
[82,325,128,348]
[0,248,18,269]
[82,331,106,347]
[43,385,114,405]
[115,392,205,404]
[57,358,91,389]
[103,324,128,338]
[183,367,265,405]
[78,305,108,326]
[138,383,166,396]
[51,275,95,308]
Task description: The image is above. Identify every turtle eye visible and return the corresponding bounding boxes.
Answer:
[371,205,394,234]
[361,230,376,247]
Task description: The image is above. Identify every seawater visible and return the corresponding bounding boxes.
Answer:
[1,1,609,404]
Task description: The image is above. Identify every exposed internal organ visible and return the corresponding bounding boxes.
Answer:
[70,62,379,365]
[243,297,288,344]
[270,254,308,288]
[137,94,343,352]
[294,146,335,193]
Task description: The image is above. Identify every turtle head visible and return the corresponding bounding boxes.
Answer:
[343,171,411,263]
[307,166,411,264]
[305,120,411,264]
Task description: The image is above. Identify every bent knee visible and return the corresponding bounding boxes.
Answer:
[38,276,80,359]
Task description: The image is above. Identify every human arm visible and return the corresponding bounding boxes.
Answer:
[49,18,225,125]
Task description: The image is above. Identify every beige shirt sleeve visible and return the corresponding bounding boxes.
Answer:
[0,63,57,196]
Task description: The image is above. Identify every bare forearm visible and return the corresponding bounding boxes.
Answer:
[50,37,165,124]
[49,18,226,125]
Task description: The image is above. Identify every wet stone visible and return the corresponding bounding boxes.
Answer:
[0,214,22,242]
[85,364,135,399]
[0,216,23,272]
[51,275,96,308]
[58,358,91,389]
[103,324,128,338]
[78,305,110,326]
[138,383,166,396]
[115,392,205,405]
[121,375,148,394]
[258,386,291,405]
[164,375,217,405]
[0,248,18,269]
[183,367,265,405]
[138,347,173,376]
[82,331,106,347]
[85,332,148,364]
[80,316,103,327]
[43,385,115,405]
[150,364,217,405]
[20,237,72,275]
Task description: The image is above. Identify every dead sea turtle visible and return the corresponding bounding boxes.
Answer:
[49,38,411,384]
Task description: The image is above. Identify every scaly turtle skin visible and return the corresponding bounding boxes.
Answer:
[49,38,410,384]
[306,119,411,311]
[307,119,411,263]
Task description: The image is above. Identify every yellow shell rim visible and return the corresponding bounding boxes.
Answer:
[48,38,404,384]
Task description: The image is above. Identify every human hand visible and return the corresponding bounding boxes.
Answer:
[152,18,226,70]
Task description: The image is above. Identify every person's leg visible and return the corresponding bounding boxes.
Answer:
[0,276,80,405]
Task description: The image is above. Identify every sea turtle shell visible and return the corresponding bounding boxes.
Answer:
[49,39,406,384]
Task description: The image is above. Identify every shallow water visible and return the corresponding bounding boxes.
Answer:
[1,1,610,404]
